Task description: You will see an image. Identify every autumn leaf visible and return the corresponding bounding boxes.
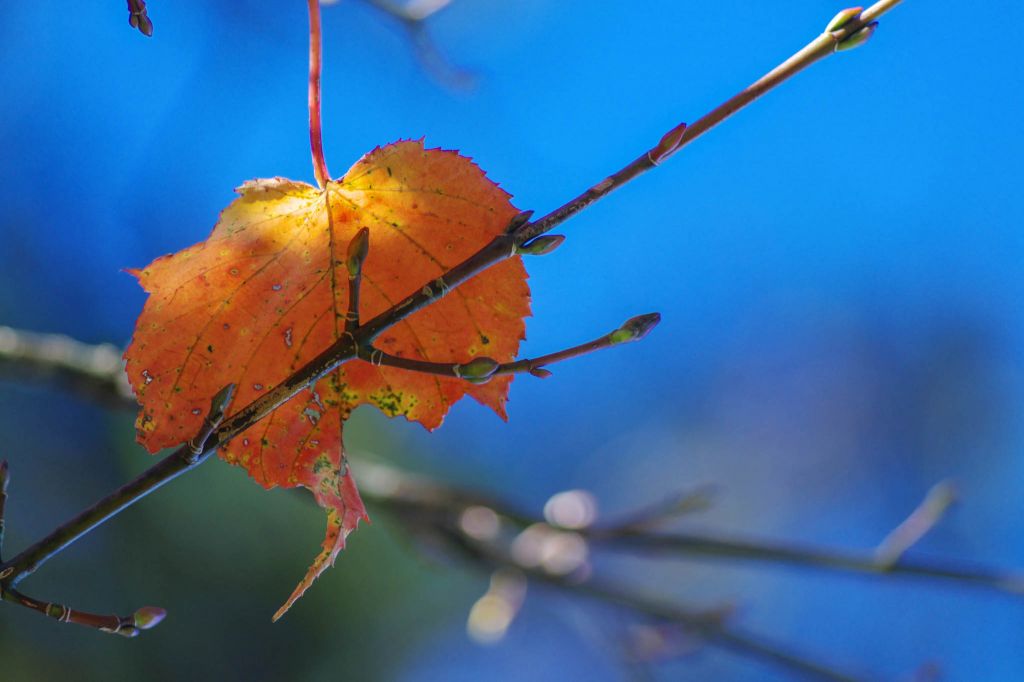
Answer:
[124,140,531,619]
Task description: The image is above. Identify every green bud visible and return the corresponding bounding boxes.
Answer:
[504,210,535,236]
[609,313,661,345]
[209,383,236,421]
[132,606,167,630]
[825,7,863,33]
[836,22,878,51]
[456,357,500,383]
[346,228,370,278]
[516,235,565,256]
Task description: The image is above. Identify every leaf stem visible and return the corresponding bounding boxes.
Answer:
[308,0,331,187]
[0,0,906,592]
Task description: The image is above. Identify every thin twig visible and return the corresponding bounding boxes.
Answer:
[875,480,957,567]
[350,459,1024,596]
[0,387,237,589]
[593,530,1024,595]
[359,312,660,382]
[433,523,866,682]
[0,325,133,409]
[0,0,907,590]
[0,586,163,637]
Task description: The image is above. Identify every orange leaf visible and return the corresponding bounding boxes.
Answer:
[124,140,530,617]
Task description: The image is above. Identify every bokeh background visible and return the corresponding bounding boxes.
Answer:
[1,1,1022,680]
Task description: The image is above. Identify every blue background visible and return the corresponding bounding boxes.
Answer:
[0,1,1021,680]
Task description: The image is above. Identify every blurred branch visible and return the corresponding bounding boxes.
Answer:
[356,0,477,90]
[0,326,134,408]
[2,328,1018,596]
[352,460,1024,595]
[365,463,868,681]
[359,312,660,383]
[3,322,1020,674]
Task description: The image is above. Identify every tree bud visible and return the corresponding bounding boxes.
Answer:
[609,313,661,345]
[516,235,565,256]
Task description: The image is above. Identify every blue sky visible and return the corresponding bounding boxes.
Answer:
[1,1,1021,680]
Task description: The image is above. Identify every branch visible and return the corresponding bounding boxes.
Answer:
[0,585,165,638]
[2,331,1020,673]
[0,459,166,636]
[411,494,868,681]
[1,0,906,596]
[353,460,1024,597]
[0,325,134,409]
[0,385,235,610]
[359,0,476,90]
[358,312,661,383]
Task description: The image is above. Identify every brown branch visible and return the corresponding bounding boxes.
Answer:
[358,312,661,382]
[0,325,134,409]
[0,585,164,638]
[1,0,907,608]
[385,477,864,679]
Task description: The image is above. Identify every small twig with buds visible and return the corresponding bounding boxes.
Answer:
[126,0,153,36]
[0,460,166,636]
[358,313,661,383]
[0,385,236,630]
[2,0,909,632]
[0,586,165,638]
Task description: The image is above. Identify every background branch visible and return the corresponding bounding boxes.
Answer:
[357,0,476,90]
[3,325,1021,675]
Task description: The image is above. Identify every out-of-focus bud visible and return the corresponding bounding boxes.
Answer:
[132,606,167,631]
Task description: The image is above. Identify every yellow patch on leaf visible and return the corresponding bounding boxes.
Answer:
[124,140,530,617]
